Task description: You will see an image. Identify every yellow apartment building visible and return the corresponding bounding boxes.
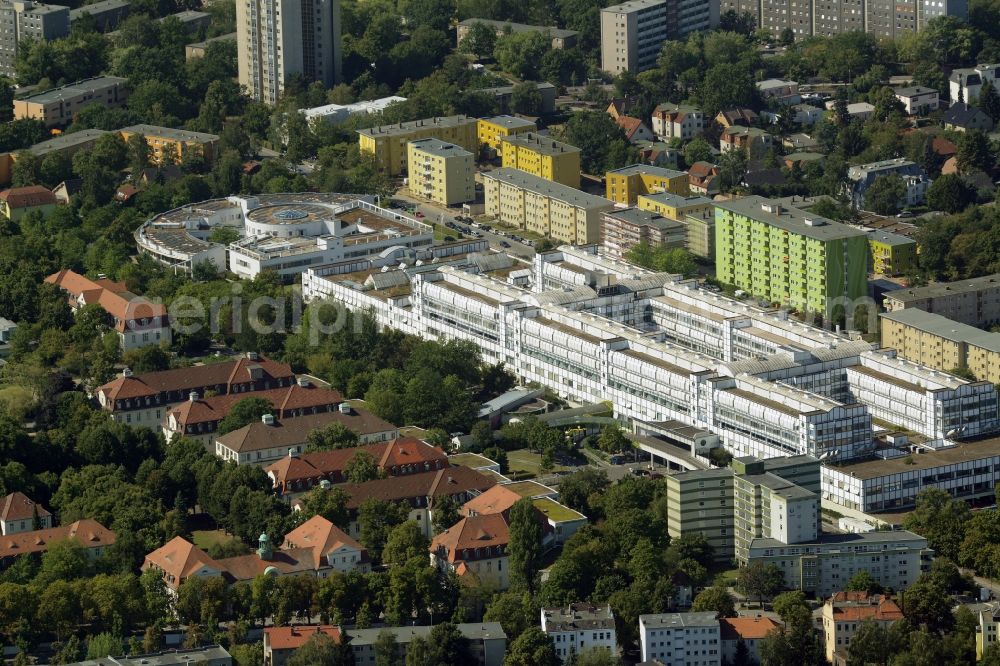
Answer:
[483,167,614,244]
[606,164,688,205]
[358,115,479,176]
[118,125,220,166]
[499,132,581,188]
[868,231,918,276]
[637,191,713,221]
[477,115,536,156]
[880,308,1000,382]
[406,138,475,206]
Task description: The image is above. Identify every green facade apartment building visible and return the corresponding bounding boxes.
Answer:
[715,197,868,319]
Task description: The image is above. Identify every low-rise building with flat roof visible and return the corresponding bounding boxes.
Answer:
[477,115,536,156]
[479,82,557,115]
[601,207,687,259]
[66,645,233,666]
[300,95,405,126]
[880,308,1000,384]
[483,167,615,244]
[639,612,721,665]
[69,0,130,31]
[883,273,1000,328]
[185,31,236,59]
[13,76,128,128]
[345,623,507,666]
[359,115,478,175]
[119,124,220,166]
[541,604,617,663]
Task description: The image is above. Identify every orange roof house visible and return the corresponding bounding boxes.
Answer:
[0,185,57,221]
[282,515,369,569]
[265,625,342,666]
[0,492,52,535]
[822,592,903,662]
[430,513,511,589]
[0,519,115,561]
[462,485,523,518]
[720,616,782,665]
[615,115,655,143]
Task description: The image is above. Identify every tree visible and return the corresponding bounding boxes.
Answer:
[863,174,907,215]
[980,79,1000,123]
[561,110,637,174]
[956,129,995,173]
[287,633,353,666]
[508,498,543,593]
[374,629,400,666]
[504,626,560,666]
[306,422,360,453]
[903,487,970,561]
[759,596,824,666]
[122,345,171,374]
[357,498,411,561]
[511,82,543,116]
[558,468,609,513]
[684,138,713,167]
[425,622,472,665]
[127,133,151,177]
[846,619,896,666]
[471,421,494,450]
[845,570,883,595]
[460,21,497,58]
[382,521,429,566]
[344,450,382,484]
[735,561,785,606]
[691,585,737,618]
[596,424,631,454]
[432,494,460,534]
[86,632,125,660]
[901,573,955,634]
[217,397,274,434]
[494,31,550,79]
[926,173,976,213]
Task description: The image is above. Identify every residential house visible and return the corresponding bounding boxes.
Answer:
[720,126,775,159]
[821,592,903,662]
[214,407,400,465]
[783,152,825,169]
[638,612,721,665]
[0,316,15,344]
[164,380,344,446]
[0,185,57,221]
[688,162,720,195]
[345,466,496,539]
[948,63,1000,104]
[51,178,82,204]
[45,269,171,351]
[95,353,295,427]
[616,115,656,143]
[715,108,758,128]
[825,100,876,121]
[138,165,184,187]
[757,79,800,105]
[280,515,370,574]
[606,98,637,121]
[265,436,449,494]
[541,604,617,663]
[762,104,823,126]
[264,626,342,666]
[846,159,932,210]
[0,520,115,566]
[783,133,819,151]
[651,104,704,141]
[894,86,940,115]
[430,513,511,589]
[719,617,781,665]
[942,102,995,132]
[0,492,52,535]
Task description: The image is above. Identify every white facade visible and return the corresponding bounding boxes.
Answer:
[639,612,721,666]
[949,63,1000,104]
[540,605,617,663]
[893,86,940,115]
[651,104,704,141]
[301,96,406,126]
[747,530,931,598]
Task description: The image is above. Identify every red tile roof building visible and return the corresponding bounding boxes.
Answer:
[266,437,449,494]
[822,592,903,662]
[720,616,782,664]
[430,513,511,589]
[46,269,171,352]
[164,381,344,445]
[264,626,343,666]
[615,115,655,143]
[0,185,57,221]
[0,519,115,562]
[0,492,52,535]
[95,353,295,428]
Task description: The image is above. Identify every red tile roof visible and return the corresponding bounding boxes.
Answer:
[720,617,781,641]
[216,410,398,455]
[216,548,318,580]
[827,592,903,622]
[462,485,522,517]
[0,492,51,523]
[616,115,647,141]
[431,513,510,564]
[265,626,342,651]
[45,269,167,333]
[143,535,225,588]
[0,519,115,558]
[344,466,496,509]
[168,384,343,429]
[282,515,367,566]
[0,185,57,208]
[97,354,294,404]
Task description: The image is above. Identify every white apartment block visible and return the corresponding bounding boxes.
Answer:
[639,612,721,666]
[651,104,704,141]
[600,0,669,75]
[237,0,342,105]
[746,530,931,598]
[541,604,617,663]
[298,242,1000,515]
[949,63,1000,104]
[301,96,406,126]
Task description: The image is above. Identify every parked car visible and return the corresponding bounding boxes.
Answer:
[500,240,511,248]
[415,211,425,218]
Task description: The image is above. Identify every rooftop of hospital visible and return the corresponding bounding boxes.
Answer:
[829,435,1000,480]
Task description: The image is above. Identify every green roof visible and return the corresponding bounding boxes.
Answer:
[532,497,585,522]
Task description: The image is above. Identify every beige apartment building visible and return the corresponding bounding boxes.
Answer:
[406,138,474,206]
[636,191,716,256]
[600,0,669,74]
[359,115,479,176]
[14,76,128,128]
[880,308,1000,385]
[483,167,615,244]
[883,274,1000,328]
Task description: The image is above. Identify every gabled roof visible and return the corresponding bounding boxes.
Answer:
[345,466,496,509]
[265,626,342,651]
[0,492,51,523]
[462,485,522,516]
[45,269,167,332]
[616,115,649,141]
[942,102,993,128]
[143,535,224,583]
[0,519,115,558]
[430,513,510,563]
[217,548,318,580]
[689,161,719,179]
[720,616,781,640]
[168,384,343,428]
[826,592,903,622]
[216,409,397,454]
[97,354,294,403]
[0,185,57,208]
[282,515,366,565]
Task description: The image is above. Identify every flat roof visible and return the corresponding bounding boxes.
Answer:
[484,168,613,210]
[750,529,926,549]
[500,132,580,155]
[715,195,868,242]
[832,434,1000,480]
[458,18,578,40]
[881,308,989,342]
[479,115,536,130]
[533,497,585,522]
[503,480,556,498]
[640,612,720,629]
[884,273,1000,303]
[606,207,685,231]
[28,128,108,156]
[608,164,685,178]
[602,0,666,13]
[408,138,473,158]
[639,192,713,208]
[894,86,938,97]
[186,32,237,48]
[69,0,129,18]
[120,124,219,143]
[358,115,475,139]
[868,230,916,247]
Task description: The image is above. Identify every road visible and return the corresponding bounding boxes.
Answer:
[391,190,536,259]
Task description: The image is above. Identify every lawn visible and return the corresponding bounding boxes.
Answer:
[506,449,573,477]
[191,529,231,551]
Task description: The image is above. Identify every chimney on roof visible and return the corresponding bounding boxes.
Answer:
[189,391,199,402]
[338,403,352,415]
[297,376,310,388]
